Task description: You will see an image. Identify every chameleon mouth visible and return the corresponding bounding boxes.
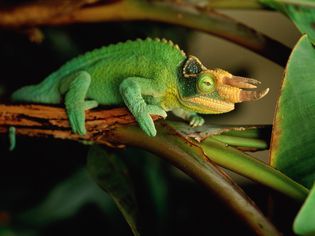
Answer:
[180,95,235,114]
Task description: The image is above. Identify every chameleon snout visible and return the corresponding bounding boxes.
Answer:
[213,70,269,104]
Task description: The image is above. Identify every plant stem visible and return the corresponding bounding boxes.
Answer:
[223,126,272,138]
[170,0,267,9]
[109,124,281,236]
[201,137,308,201]
[212,134,268,149]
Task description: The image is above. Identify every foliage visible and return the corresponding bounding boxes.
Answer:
[270,35,315,188]
[87,145,141,236]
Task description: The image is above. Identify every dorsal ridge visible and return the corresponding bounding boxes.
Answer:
[147,37,186,56]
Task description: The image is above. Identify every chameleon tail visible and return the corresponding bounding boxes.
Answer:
[12,84,40,102]
[11,77,61,104]
[9,126,16,151]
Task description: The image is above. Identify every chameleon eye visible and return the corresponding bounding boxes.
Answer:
[197,74,215,94]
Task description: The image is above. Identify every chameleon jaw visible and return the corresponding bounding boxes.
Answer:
[180,95,235,114]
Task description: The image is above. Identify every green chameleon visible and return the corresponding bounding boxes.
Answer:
[12,38,269,136]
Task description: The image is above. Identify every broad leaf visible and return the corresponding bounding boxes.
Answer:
[260,0,315,43]
[270,35,315,188]
[87,145,141,236]
[294,182,315,235]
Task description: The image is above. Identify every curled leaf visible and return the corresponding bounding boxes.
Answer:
[87,145,141,236]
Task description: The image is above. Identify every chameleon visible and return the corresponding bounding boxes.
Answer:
[12,38,269,137]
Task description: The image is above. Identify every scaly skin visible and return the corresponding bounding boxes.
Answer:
[12,38,269,136]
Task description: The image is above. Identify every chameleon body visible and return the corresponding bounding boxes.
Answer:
[12,38,269,136]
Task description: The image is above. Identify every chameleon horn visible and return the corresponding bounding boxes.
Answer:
[239,88,270,102]
[223,76,261,89]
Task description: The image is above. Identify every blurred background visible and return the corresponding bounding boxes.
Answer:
[0,7,302,236]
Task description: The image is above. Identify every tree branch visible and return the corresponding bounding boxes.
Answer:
[0,0,290,66]
[0,104,160,147]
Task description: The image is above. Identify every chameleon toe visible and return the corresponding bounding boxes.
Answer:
[147,105,167,118]
[139,116,157,137]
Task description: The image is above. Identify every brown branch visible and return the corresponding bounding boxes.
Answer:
[0,104,160,147]
[0,0,100,27]
[0,0,290,66]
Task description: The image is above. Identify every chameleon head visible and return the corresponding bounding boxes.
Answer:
[178,55,269,114]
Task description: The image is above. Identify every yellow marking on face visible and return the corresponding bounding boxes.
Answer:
[216,85,241,103]
[184,96,234,114]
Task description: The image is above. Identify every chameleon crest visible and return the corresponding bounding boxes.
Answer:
[12,38,269,136]
[183,56,206,78]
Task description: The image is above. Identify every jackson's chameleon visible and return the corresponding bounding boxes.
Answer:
[12,38,269,136]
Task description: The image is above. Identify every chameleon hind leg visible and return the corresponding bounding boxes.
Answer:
[61,71,98,135]
[119,77,167,136]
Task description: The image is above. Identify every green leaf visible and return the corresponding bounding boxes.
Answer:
[294,182,315,236]
[0,227,15,236]
[201,137,308,201]
[18,169,114,226]
[142,155,168,221]
[260,0,315,43]
[270,35,315,188]
[87,145,141,236]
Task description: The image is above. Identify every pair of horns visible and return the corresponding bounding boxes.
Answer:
[220,74,269,102]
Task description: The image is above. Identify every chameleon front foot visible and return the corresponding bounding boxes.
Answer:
[67,106,86,135]
[67,100,98,135]
[136,105,167,137]
[63,71,98,135]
